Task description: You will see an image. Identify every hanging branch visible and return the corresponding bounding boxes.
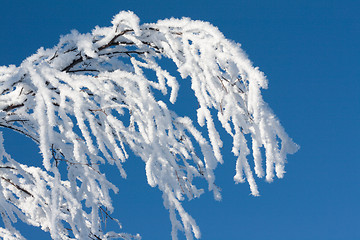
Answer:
[0,11,298,240]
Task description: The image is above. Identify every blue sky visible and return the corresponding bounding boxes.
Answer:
[0,0,359,239]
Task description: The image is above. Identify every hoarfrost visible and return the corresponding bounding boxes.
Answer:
[0,11,298,239]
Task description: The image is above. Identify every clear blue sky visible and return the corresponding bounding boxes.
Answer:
[0,0,359,239]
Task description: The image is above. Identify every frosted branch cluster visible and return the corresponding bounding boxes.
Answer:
[0,11,298,239]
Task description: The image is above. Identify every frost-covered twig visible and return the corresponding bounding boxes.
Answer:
[0,11,298,240]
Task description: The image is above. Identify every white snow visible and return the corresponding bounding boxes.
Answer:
[0,11,298,240]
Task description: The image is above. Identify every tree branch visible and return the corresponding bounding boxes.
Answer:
[1,177,34,197]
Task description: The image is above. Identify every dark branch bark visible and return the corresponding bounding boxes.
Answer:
[3,103,24,112]
[61,57,83,72]
[1,177,34,197]
[0,123,39,144]
[97,29,134,51]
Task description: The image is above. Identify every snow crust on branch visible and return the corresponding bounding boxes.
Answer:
[0,11,298,240]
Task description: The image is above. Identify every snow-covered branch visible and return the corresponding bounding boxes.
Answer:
[0,11,298,239]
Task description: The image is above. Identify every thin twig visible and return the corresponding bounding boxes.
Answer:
[0,123,39,144]
[1,177,34,197]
